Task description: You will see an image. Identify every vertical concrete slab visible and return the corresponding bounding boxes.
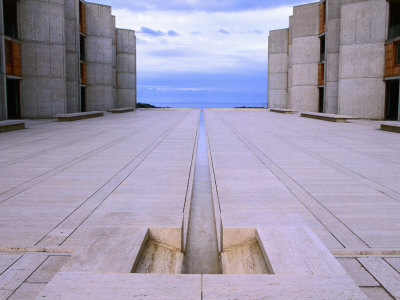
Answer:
[289,3,320,112]
[325,0,342,114]
[268,29,289,109]
[85,3,113,111]
[111,16,117,108]
[0,0,6,120]
[338,0,387,119]
[64,0,80,113]
[19,0,67,118]
[116,28,137,109]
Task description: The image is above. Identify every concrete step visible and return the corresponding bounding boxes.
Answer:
[107,107,135,113]
[301,112,353,123]
[269,108,297,114]
[55,111,104,122]
[381,122,400,133]
[0,120,25,133]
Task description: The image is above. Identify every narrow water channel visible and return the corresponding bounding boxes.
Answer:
[183,111,221,274]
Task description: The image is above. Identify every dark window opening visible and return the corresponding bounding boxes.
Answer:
[320,36,326,62]
[388,2,400,40]
[396,43,400,65]
[318,87,324,113]
[5,40,12,65]
[6,79,20,119]
[3,0,18,39]
[386,80,399,120]
[80,35,85,61]
[80,86,86,112]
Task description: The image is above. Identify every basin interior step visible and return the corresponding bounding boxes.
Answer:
[0,120,25,133]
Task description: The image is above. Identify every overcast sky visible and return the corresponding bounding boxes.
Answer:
[95,0,308,108]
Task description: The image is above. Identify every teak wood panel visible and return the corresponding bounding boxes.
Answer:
[385,42,400,77]
[79,1,86,34]
[5,40,21,76]
[318,63,325,86]
[319,2,326,34]
[80,63,87,85]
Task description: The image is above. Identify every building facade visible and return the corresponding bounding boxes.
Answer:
[0,0,136,120]
[268,0,400,120]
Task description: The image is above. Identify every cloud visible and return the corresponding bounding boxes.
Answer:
[168,30,179,37]
[112,6,292,74]
[219,29,230,34]
[140,27,180,37]
[140,26,165,36]
[97,0,310,12]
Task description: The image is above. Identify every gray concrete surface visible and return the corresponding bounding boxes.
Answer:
[116,29,137,109]
[19,0,67,118]
[268,29,289,109]
[1,110,400,298]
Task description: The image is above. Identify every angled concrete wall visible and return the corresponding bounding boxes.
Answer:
[64,0,80,113]
[289,3,320,112]
[0,0,6,119]
[111,16,117,108]
[85,3,113,111]
[268,29,289,109]
[338,0,388,119]
[116,28,137,109]
[287,16,293,109]
[324,0,342,114]
[19,0,67,118]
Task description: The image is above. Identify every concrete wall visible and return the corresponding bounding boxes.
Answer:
[116,28,137,108]
[289,3,320,112]
[268,29,289,109]
[324,0,342,114]
[338,0,388,119]
[85,3,113,111]
[287,16,293,109]
[64,0,80,113]
[0,0,6,120]
[19,0,67,118]
[111,16,117,108]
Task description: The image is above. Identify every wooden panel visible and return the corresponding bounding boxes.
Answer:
[5,40,21,76]
[12,42,21,76]
[80,63,87,85]
[318,63,325,86]
[319,2,326,34]
[79,2,86,34]
[385,42,400,77]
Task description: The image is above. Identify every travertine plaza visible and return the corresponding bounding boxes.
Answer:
[0,109,399,299]
[0,0,400,299]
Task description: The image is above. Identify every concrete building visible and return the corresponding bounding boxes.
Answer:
[268,0,400,120]
[0,0,136,120]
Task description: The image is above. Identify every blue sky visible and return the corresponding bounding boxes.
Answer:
[95,0,308,108]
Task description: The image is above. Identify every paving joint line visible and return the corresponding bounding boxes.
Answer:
[0,116,180,204]
[217,112,369,249]
[35,113,190,247]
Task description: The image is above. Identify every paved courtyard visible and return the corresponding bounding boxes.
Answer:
[0,109,399,299]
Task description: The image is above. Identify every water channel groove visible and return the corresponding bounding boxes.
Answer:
[183,111,221,274]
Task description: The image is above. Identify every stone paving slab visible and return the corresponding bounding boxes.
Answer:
[36,273,202,299]
[1,110,400,298]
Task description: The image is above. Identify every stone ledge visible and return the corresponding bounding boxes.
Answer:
[55,111,104,122]
[0,120,25,133]
[381,123,400,134]
[107,107,135,113]
[301,112,353,123]
[270,108,298,114]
